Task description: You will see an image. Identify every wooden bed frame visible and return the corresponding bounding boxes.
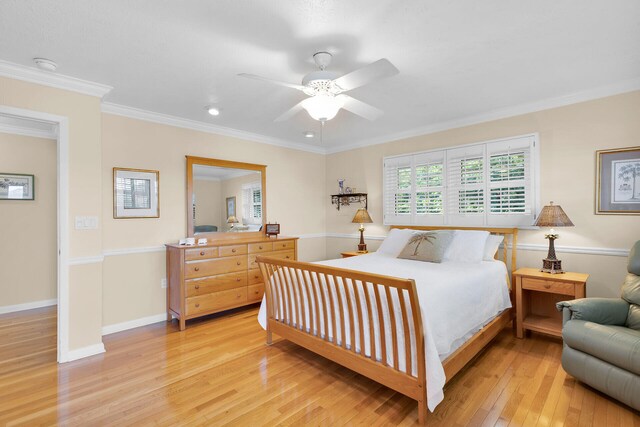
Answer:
[257,226,518,424]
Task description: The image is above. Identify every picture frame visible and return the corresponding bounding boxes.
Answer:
[596,146,640,215]
[226,196,236,219]
[113,168,159,219]
[0,173,34,200]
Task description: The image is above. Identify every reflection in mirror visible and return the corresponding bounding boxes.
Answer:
[192,165,263,235]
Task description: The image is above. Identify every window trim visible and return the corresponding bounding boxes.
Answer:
[383,133,540,228]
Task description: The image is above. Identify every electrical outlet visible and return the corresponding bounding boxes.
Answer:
[160,278,167,289]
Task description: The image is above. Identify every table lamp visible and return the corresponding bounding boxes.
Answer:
[351,208,373,253]
[533,201,574,274]
[227,215,239,230]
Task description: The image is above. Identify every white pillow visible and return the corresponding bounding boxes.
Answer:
[377,228,415,257]
[483,235,504,261]
[443,230,490,263]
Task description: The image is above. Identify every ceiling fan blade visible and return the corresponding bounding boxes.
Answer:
[237,73,306,91]
[332,59,399,92]
[274,100,306,122]
[337,95,384,121]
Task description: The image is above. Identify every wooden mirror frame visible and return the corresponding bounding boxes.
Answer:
[186,156,267,239]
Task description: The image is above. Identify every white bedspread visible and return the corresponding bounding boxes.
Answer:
[257,252,511,411]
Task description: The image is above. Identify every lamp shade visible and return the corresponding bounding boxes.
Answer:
[302,94,343,122]
[533,201,574,227]
[351,208,373,224]
[227,215,239,224]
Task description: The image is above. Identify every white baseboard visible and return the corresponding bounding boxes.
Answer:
[63,342,106,363]
[102,313,167,336]
[0,298,57,314]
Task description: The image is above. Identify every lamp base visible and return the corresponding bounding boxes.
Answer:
[357,243,368,253]
[541,258,564,274]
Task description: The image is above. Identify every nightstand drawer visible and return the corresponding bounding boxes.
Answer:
[522,278,574,295]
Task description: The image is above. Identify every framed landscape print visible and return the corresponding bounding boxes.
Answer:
[113,168,160,218]
[0,173,34,200]
[596,146,640,214]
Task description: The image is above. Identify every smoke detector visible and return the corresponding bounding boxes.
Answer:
[33,58,57,72]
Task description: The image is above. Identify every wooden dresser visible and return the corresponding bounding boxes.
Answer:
[165,236,298,330]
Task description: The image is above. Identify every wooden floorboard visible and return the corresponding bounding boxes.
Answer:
[0,305,638,426]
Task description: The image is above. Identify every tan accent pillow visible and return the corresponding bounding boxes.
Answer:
[397,231,454,263]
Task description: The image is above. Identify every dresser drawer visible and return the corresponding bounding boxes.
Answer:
[218,244,248,257]
[248,242,273,253]
[185,247,218,261]
[185,288,247,316]
[185,255,247,279]
[247,284,265,302]
[249,250,295,270]
[185,272,247,297]
[248,270,263,285]
[522,278,575,295]
[273,240,295,251]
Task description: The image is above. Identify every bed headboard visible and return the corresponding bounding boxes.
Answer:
[389,225,518,286]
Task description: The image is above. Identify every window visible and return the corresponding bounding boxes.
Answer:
[383,134,538,227]
[242,182,262,224]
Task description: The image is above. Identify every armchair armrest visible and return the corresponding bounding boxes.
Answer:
[556,298,629,326]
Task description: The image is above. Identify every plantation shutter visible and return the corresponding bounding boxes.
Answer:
[446,144,486,225]
[486,136,535,226]
[242,182,262,224]
[383,156,412,225]
[413,151,445,225]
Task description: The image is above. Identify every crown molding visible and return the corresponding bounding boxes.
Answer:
[101,103,326,155]
[0,122,57,139]
[325,77,640,154]
[0,59,113,98]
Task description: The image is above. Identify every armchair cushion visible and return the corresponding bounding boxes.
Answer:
[556,298,629,326]
[563,320,640,376]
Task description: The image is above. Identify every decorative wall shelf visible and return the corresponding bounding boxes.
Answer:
[331,193,368,211]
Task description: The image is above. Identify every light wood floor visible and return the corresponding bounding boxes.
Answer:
[1,305,638,426]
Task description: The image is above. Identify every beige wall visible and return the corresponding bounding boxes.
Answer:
[0,132,57,308]
[101,113,327,327]
[0,76,104,351]
[193,179,221,229]
[326,91,640,298]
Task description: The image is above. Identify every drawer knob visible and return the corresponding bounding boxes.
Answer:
[194,267,200,272]
[236,278,241,282]
[232,248,236,253]
[237,294,241,298]
[259,245,263,249]
[285,256,290,259]
[544,284,551,289]
[236,261,241,266]
[195,303,200,308]
[255,275,259,279]
[200,251,205,256]
[195,285,200,290]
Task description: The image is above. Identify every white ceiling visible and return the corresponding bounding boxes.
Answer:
[1,1,639,151]
[193,165,259,181]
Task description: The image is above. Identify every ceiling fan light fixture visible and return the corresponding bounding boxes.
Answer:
[302,94,343,122]
[206,106,221,116]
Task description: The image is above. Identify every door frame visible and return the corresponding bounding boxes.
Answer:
[0,105,70,362]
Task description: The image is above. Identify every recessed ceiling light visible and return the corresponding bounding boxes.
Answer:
[303,131,315,138]
[33,58,57,72]
[206,106,221,116]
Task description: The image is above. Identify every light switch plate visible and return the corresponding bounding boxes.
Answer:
[74,216,99,230]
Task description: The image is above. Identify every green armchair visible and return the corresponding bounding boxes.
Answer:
[556,241,640,411]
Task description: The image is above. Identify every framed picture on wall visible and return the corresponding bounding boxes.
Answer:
[0,173,34,200]
[596,146,640,214]
[226,196,236,219]
[113,168,160,218]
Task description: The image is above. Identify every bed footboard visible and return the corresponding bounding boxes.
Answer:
[257,256,429,423]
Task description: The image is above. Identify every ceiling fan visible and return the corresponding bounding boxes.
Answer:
[238,52,399,122]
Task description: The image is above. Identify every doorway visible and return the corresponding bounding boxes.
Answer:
[0,106,69,362]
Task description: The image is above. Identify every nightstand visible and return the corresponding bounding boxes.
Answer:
[514,268,588,339]
[341,251,369,258]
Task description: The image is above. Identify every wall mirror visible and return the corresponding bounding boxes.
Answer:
[186,156,266,238]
